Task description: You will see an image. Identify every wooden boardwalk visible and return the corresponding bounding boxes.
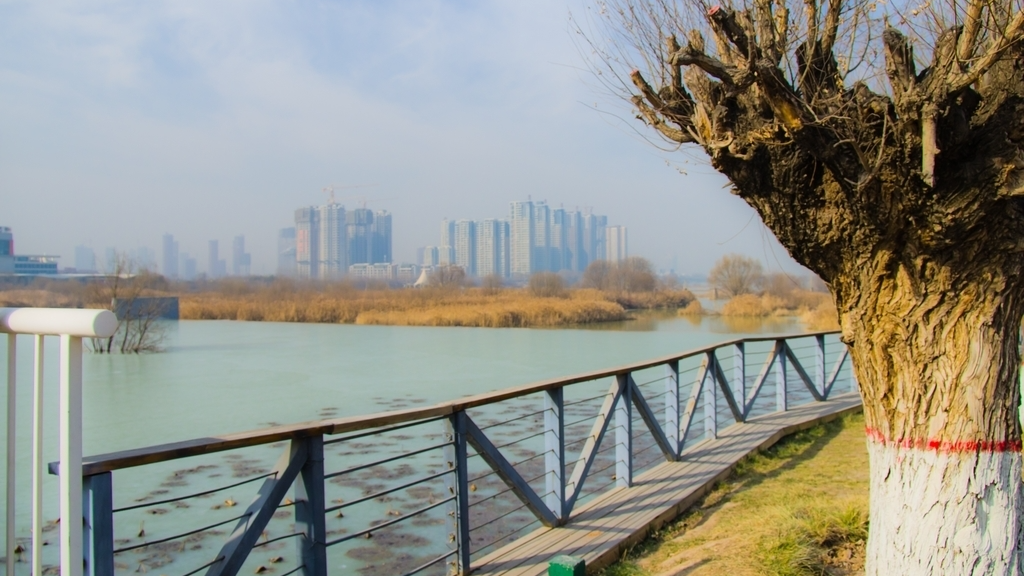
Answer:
[473,393,863,575]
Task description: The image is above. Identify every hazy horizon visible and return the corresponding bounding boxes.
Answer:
[1,1,809,277]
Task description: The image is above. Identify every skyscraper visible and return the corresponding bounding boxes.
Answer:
[479,219,511,278]
[454,219,476,276]
[278,227,297,277]
[371,210,392,264]
[606,226,628,262]
[295,207,319,279]
[509,201,534,277]
[74,245,96,273]
[533,201,550,273]
[232,235,251,276]
[208,240,226,278]
[318,204,347,279]
[162,234,179,278]
[345,208,373,267]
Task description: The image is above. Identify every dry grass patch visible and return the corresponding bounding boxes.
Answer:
[599,413,868,576]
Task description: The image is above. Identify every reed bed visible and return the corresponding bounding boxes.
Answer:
[180,289,633,328]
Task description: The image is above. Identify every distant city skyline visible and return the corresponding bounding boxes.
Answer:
[1,2,810,279]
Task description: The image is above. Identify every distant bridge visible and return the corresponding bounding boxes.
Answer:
[1,308,858,576]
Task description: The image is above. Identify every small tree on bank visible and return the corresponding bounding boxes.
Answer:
[587,0,1024,572]
[88,253,167,353]
[707,254,763,297]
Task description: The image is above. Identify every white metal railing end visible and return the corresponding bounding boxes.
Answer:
[0,307,117,338]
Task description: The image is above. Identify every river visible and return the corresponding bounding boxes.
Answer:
[1,312,812,575]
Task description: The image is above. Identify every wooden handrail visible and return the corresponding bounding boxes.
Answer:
[64,330,840,476]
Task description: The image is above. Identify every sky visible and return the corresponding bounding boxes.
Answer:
[0,0,809,277]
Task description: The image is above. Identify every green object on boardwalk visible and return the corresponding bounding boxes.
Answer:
[548,555,585,576]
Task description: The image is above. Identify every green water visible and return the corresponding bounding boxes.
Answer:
[0,313,812,574]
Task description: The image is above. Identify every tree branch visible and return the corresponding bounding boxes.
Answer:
[708,6,753,59]
[883,28,917,109]
[631,95,694,143]
[957,0,986,64]
[820,0,842,58]
[671,43,753,88]
[951,10,1024,92]
[754,0,780,63]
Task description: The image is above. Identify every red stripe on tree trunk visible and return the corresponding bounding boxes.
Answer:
[866,427,1023,453]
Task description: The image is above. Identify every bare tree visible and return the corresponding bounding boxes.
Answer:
[707,254,764,296]
[585,0,1024,570]
[428,265,467,288]
[480,274,505,295]
[582,257,659,292]
[89,253,167,353]
[528,272,568,297]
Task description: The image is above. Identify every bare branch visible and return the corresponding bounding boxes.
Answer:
[883,28,917,109]
[951,10,1024,92]
[821,0,843,57]
[631,94,694,143]
[957,0,987,63]
[671,42,753,87]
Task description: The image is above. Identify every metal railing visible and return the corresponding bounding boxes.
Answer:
[1,307,118,576]
[2,311,857,576]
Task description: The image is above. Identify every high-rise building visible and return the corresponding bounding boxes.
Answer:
[371,210,392,264]
[278,227,297,277]
[533,202,550,273]
[550,209,568,273]
[162,234,179,278]
[104,248,117,273]
[585,214,608,269]
[565,210,584,272]
[606,226,628,262]
[509,201,534,277]
[454,220,476,276]
[74,245,96,273]
[318,204,347,279]
[0,227,13,274]
[474,219,510,278]
[208,240,226,278]
[420,246,440,267]
[346,208,374,266]
[295,207,319,279]
[232,235,251,276]
[179,253,197,280]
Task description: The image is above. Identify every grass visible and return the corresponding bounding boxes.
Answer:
[598,413,868,576]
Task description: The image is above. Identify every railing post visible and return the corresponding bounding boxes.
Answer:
[295,435,327,576]
[33,334,45,576]
[83,472,114,576]
[704,353,717,439]
[665,361,679,457]
[615,374,632,488]
[5,333,15,576]
[445,413,471,575]
[732,343,745,417]
[815,335,826,399]
[543,387,566,522]
[775,341,788,412]
[60,334,84,576]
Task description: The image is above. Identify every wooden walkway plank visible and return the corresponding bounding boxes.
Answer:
[471,394,862,575]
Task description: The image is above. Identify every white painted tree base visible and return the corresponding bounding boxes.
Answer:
[866,439,1024,575]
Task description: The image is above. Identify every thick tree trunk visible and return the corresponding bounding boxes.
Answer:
[835,253,1024,574]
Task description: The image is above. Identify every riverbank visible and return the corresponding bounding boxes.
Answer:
[179,287,695,327]
[600,413,867,576]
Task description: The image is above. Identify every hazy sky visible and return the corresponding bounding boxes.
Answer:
[1,0,808,277]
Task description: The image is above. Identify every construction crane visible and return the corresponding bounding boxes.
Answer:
[322,183,378,206]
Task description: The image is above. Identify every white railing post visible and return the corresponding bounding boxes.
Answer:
[0,308,115,576]
[33,334,45,576]
[60,334,84,576]
[5,334,15,576]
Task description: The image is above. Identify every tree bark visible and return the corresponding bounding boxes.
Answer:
[834,250,1024,574]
